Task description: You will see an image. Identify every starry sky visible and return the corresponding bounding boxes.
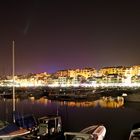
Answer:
[0,0,140,75]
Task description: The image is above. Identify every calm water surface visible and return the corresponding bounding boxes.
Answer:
[0,97,140,140]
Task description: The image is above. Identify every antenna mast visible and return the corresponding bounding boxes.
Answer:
[12,40,16,123]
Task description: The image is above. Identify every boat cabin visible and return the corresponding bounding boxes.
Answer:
[15,114,37,131]
[37,115,62,137]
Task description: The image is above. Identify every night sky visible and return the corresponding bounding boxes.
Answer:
[0,0,140,75]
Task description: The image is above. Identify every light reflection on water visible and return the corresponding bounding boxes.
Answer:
[0,96,140,140]
[27,96,124,108]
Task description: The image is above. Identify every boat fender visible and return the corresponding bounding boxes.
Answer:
[50,127,55,135]
[57,124,61,132]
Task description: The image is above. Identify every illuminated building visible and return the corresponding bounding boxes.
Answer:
[131,65,140,76]
[2,65,140,87]
[54,70,69,77]
[99,66,126,76]
[74,68,96,79]
[54,68,96,79]
[102,74,123,83]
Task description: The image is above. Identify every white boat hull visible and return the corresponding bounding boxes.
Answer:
[64,124,106,140]
[0,128,30,140]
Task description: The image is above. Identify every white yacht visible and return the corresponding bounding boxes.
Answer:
[64,124,106,140]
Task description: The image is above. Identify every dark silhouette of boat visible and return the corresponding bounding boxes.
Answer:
[19,115,62,139]
[123,93,140,102]
[129,123,140,140]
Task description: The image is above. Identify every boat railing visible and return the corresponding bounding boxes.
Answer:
[64,132,90,140]
[80,125,98,134]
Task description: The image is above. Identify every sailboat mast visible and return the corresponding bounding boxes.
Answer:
[12,40,16,123]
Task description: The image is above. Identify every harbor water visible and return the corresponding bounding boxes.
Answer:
[0,96,140,140]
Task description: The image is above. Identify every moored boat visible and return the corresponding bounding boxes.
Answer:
[37,115,62,138]
[64,124,106,140]
[124,93,140,102]
[19,115,62,139]
[0,41,37,140]
[129,123,140,140]
[0,114,37,140]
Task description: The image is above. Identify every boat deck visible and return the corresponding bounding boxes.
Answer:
[0,123,30,137]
